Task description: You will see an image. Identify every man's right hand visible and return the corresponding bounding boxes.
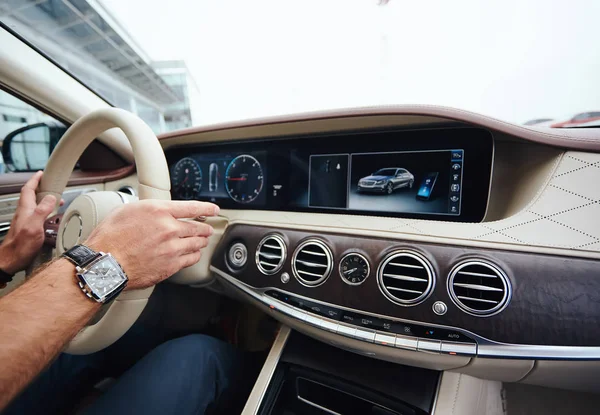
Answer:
[85,200,219,290]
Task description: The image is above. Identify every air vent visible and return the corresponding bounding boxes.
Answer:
[292,239,333,287]
[377,251,435,306]
[448,260,511,317]
[118,186,136,196]
[255,234,287,275]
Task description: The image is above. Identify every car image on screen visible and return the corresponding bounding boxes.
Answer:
[357,168,415,194]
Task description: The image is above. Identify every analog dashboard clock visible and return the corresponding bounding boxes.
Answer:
[339,253,370,285]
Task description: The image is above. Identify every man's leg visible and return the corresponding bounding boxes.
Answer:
[83,334,244,415]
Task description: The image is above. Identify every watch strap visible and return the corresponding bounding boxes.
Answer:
[62,245,100,267]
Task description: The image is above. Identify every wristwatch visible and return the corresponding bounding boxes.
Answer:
[62,245,128,303]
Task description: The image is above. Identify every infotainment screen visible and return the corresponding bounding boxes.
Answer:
[307,149,464,216]
[165,127,493,222]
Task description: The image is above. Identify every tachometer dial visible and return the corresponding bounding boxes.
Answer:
[171,157,202,200]
[225,155,264,204]
[339,253,370,285]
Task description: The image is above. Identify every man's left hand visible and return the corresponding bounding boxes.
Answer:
[0,171,58,281]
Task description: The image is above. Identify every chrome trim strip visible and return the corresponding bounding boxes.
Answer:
[212,266,600,361]
[241,325,291,415]
[297,396,341,415]
[0,221,10,234]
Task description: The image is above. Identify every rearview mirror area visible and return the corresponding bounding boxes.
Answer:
[1,122,66,172]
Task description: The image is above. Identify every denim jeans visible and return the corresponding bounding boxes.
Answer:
[4,333,244,415]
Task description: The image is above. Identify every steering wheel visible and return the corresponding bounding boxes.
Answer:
[34,108,170,355]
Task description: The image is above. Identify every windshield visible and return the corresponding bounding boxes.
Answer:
[373,169,397,177]
[2,0,600,134]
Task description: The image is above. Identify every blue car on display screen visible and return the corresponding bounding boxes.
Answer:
[357,168,415,194]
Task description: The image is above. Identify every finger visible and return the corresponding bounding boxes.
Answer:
[174,236,209,255]
[177,220,214,238]
[179,251,202,269]
[34,195,57,218]
[161,200,220,219]
[18,171,44,208]
[60,198,65,207]
[23,170,44,191]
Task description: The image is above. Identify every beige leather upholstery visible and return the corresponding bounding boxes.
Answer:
[433,372,503,415]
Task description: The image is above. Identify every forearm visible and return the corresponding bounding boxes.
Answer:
[0,258,101,410]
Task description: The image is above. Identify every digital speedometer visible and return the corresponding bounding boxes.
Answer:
[225,155,264,204]
[171,157,202,200]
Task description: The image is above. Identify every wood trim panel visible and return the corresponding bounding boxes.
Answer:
[213,224,600,347]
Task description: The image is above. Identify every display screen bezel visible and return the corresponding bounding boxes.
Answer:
[164,126,494,223]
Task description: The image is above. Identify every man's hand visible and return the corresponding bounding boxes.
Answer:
[0,171,57,279]
[85,200,219,290]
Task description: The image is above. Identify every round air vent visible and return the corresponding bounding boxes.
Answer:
[448,260,511,317]
[377,250,435,306]
[255,234,287,275]
[291,239,333,287]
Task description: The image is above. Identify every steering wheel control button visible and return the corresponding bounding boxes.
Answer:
[433,301,448,316]
[281,272,290,284]
[228,242,248,268]
[394,335,418,351]
[417,339,442,354]
[441,341,477,356]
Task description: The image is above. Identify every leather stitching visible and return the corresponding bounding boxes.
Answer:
[452,373,462,414]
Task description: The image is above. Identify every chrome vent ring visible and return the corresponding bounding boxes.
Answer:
[448,260,511,317]
[377,250,435,306]
[255,234,287,275]
[292,239,333,287]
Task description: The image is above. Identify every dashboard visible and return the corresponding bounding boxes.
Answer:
[166,128,494,222]
[160,108,600,393]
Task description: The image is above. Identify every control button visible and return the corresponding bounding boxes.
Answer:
[452,163,461,171]
[390,322,418,337]
[290,308,306,321]
[432,301,448,316]
[275,302,294,316]
[281,272,290,284]
[374,332,396,347]
[452,173,460,181]
[394,335,418,351]
[441,341,477,356]
[228,242,247,268]
[451,184,460,192]
[336,323,357,338]
[320,319,339,333]
[305,314,322,327]
[449,195,459,203]
[417,339,442,354]
[354,328,376,343]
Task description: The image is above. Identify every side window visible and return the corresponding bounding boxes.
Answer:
[0,89,66,174]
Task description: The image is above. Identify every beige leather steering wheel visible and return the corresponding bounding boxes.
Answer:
[36,108,170,355]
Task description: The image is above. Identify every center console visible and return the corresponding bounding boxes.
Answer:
[251,328,440,415]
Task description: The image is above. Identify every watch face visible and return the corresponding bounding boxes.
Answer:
[81,255,127,300]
